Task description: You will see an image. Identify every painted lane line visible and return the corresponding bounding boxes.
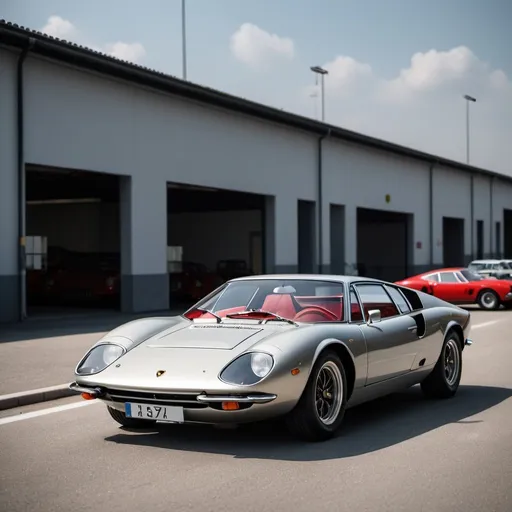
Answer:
[0,400,99,426]
[471,319,508,330]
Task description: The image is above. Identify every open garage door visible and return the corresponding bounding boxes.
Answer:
[167,183,265,308]
[505,209,512,258]
[357,207,412,282]
[25,166,121,317]
[442,217,464,267]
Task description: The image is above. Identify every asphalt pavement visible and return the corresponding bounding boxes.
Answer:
[0,309,179,395]
[0,308,511,512]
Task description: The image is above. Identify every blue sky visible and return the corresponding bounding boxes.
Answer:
[3,0,512,175]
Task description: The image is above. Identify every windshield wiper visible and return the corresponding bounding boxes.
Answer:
[195,308,222,323]
[226,309,297,326]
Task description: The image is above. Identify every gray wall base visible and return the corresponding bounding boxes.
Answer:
[0,275,19,323]
[121,274,169,313]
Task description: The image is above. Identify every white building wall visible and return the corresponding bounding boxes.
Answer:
[21,52,316,284]
[492,177,512,257]
[2,43,512,321]
[473,174,492,257]
[23,55,317,197]
[323,140,430,272]
[432,166,472,263]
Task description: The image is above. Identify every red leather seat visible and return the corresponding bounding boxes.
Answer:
[261,294,298,319]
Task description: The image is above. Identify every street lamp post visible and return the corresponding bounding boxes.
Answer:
[463,94,476,164]
[181,0,187,80]
[310,66,328,122]
[464,94,476,261]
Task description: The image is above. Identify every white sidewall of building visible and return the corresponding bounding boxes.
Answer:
[1,46,512,322]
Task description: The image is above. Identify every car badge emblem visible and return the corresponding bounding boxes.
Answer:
[156,370,166,377]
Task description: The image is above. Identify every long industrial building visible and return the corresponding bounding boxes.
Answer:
[1,20,511,323]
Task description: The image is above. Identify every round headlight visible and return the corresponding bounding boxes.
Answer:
[250,353,273,378]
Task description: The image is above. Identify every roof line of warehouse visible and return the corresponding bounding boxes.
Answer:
[1,19,510,183]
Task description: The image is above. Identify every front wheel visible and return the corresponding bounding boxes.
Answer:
[421,331,462,399]
[286,350,347,442]
[107,405,157,428]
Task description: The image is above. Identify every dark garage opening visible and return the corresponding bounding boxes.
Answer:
[25,166,121,316]
[442,216,465,267]
[298,200,316,273]
[330,204,345,274]
[357,207,412,282]
[505,209,512,258]
[476,220,484,259]
[167,183,265,308]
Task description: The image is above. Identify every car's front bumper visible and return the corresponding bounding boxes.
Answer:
[69,382,292,424]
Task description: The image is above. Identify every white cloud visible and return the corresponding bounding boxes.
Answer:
[230,23,294,70]
[39,16,146,64]
[41,15,78,40]
[104,42,146,63]
[299,46,512,176]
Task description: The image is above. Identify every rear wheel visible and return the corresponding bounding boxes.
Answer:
[421,331,462,399]
[107,405,156,428]
[477,289,500,310]
[286,350,347,442]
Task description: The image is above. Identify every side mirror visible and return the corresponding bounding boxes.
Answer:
[367,309,381,324]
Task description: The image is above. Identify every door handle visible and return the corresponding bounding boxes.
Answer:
[408,326,417,332]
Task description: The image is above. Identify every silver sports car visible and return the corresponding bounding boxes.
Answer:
[70,274,472,442]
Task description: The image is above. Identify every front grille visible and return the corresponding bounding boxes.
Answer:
[103,387,207,409]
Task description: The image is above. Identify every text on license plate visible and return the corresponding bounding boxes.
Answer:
[125,402,184,423]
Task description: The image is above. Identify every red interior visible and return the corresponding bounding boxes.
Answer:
[184,295,399,323]
[184,294,345,322]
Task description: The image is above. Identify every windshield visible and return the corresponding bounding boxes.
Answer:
[184,279,346,323]
[460,269,484,281]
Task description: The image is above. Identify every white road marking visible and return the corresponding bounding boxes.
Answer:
[472,319,508,330]
[0,400,99,426]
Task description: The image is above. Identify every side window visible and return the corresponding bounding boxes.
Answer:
[422,273,439,282]
[355,284,399,320]
[384,285,411,314]
[455,272,467,282]
[349,287,364,322]
[439,272,459,283]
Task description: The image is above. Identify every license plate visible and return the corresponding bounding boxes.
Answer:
[125,402,184,423]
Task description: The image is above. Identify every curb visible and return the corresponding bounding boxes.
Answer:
[0,383,75,411]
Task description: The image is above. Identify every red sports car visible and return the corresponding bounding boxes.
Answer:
[396,267,512,311]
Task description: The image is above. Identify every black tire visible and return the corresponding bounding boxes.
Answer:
[107,405,156,428]
[421,330,462,399]
[477,289,500,310]
[285,349,347,442]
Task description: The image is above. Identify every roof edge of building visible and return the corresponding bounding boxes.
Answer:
[1,19,510,183]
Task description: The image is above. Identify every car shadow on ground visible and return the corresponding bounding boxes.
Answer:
[104,384,512,461]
